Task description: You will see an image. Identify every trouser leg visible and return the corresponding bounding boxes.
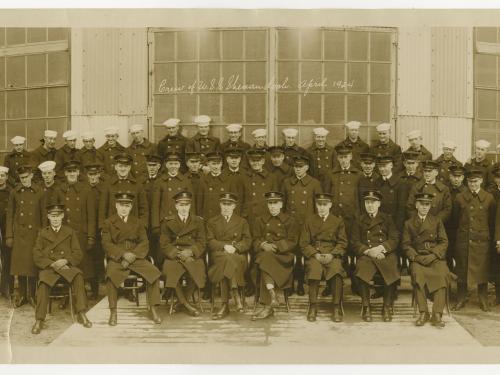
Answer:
[259,274,271,306]
[106,280,118,309]
[308,280,319,304]
[72,274,88,313]
[220,278,229,303]
[331,275,343,305]
[175,281,189,305]
[383,282,395,307]
[18,276,27,299]
[431,287,446,314]
[415,285,429,313]
[478,283,488,298]
[359,279,371,307]
[35,282,50,320]
[184,277,196,302]
[457,282,467,301]
[146,279,161,306]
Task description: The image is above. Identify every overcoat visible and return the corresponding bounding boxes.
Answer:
[196,173,234,220]
[373,174,405,231]
[369,139,403,172]
[127,139,157,180]
[446,184,467,259]
[186,133,220,159]
[54,145,80,179]
[97,142,126,176]
[307,143,334,179]
[157,134,189,166]
[281,174,323,225]
[404,146,433,163]
[464,157,495,187]
[269,163,293,189]
[436,154,462,185]
[241,169,278,224]
[406,180,452,224]
[4,149,31,185]
[333,137,370,168]
[357,171,379,207]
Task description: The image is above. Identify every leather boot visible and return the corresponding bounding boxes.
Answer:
[108,308,117,326]
[31,320,43,334]
[254,305,274,320]
[150,306,162,324]
[382,305,392,322]
[269,288,279,307]
[415,312,430,327]
[296,280,305,296]
[307,304,317,322]
[184,302,200,317]
[361,305,372,322]
[452,283,468,311]
[212,303,229,320]
[431,312,445,328]
[202,285,211,301]
[478,284,491,312]
[232,289,244,312]
[251,305,266,321]
[77,312,93,328]
[331,305,342,322]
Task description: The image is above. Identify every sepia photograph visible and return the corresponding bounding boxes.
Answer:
[1,3,500,365]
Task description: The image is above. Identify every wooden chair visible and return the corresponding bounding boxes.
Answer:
[48,279,75,322]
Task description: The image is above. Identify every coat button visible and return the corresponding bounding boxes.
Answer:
[28,225,32,229]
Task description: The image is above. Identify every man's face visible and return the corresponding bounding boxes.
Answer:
[294,164,309,178]
[377,130,390,144]
[442,147,454,159]
[423,168,438,183]
[42,170,55,185]
[404,160,418,174]
[0,172,7,186]
[361,161,375,175]
[314,134,327,147]
[47,212,64,228]
[316,201,332,217]
[175,201,191,217]
[116,202,132,217]
[146,162,161,177]
[197,124,210,136]
[186,159,201,173]
[167,125,179,137]
[475,146,487,160]
[14,144,24,153]
[377,162,392,177]
[270,153,285,166]
[494,176,500,188]
[220,201,236,217]
[105,134,118,146]
[267,200,283,216]
[64,169,79,184]
[364,199,380,215]
[254,135,267,147]
[19,172,33,187]
[115,163,131,178]
[83,139,95,149]
[208,160,222,174]
[228,130,241,142]
[66,139,77,149]
[165,160,180,175]
[285,135,296,147]
[338,154,352,169]
[347,128,359,140]
[249,158,265,171]
[131,130,144,143]
[87,172,100,186]
[44,136,56,149]
[416,201,431,216]
[226,155,241,169]
[468,178,482,192]
[408,136,422,149]
[449,174,464,187]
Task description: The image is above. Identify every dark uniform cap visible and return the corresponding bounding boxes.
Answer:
[376,155,394,165]
[360,153,376,163]
[268,146,285,155]
[362,189,383,201]
[63,159,81,171]
[46,203,65,214]
[84,163,103,174]
[145,154,162,164]
[293,155,310,166]
[492,165,500,178]
[173,190,192,202]
[17,164,33,175]
[206,151,223,161]
[315,193,333,202]
[466,168,484,180]
[421,160,440,170]
[264,191,284,201]
[415,192,435,202]
[164,152,181,162]
[246,149,266,160]
[448,165,466,176]
[185,152,201,162]
[224,147,243,157]
[334,144,353,155]
[114,152,133,165]
[114,191,135,203]
[403,151,420,161]
[219,192,238,203]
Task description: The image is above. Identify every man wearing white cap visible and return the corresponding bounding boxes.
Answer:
[370,122,403,172]
[98,126,126,176]
[220,124,251,169]
[464,140,495,186]
[281,128,313,174]
[435,141,462,185]
[38,160,60,204]
[31,130,58,181]
[127,124,157,180]
[55,130,80,180]
[333,121,369,169]
[307,127,334,180]
[4,136,31,186]
[405,130,432,165]
[157,118,188,171]
[0,165,12,298]
[77,131,105,176]
[251,128,272,170]
[186,115,220,169]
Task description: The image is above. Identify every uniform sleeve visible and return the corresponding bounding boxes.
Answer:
[275,216,298,253]
[427,219,448,260]
[252,218,265,253]
[381,216,400,254]
[300,220,318,258]
[234,219,252,254]
[350,219,369,256]
[33,231,52,269]
[437,188,452,224]
[5,190,15,240]
[191,218,206,258]
[488,195,497,243]
[68,229,83,266]
[132,223,149,259]
[207,219,225,253]
[101,220,125,262]
[402,220,418,260]
[332,218,348,256]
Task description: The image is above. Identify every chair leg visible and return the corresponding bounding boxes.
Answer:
[197,288,204,313]
[210,283,216,314]
[169,290,175,315]
[445,282,451,317]
[284,289,290,313]
[135,280,140,307]
[411,286,417,318]
[68,286,75,323]
[241,287,246,311]
[340,293,345,316]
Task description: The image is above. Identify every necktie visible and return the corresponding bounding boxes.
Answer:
[225,216,230,222]
[421,217,425,223]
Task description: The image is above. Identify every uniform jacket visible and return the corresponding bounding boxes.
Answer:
[0,185,11,238]
[282,174,323,225]
[97,142,126,176]
[4,150,31,186]
[282,144,312,170]
[77,147,105,172]
[300,213,348,258]
[127,139,157,180]
[333,137,370,168]
[404,145,433,163]
[358,171,380,207]
[322,165,360,222]
[196,172,234,220]
[55,145,80,179]
[307,143,334,178]
[374,173,405,230]
[157,133,189,170]
[406,180,452,224]
[241,169,278,222]
[464,157,495,187]
[270,163,293,189]
[186,133,220,158]
[31,145,56,181]
[370,139,403,172]
[436,154,462,185]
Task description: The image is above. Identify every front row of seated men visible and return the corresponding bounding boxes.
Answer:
[31,186,452,334]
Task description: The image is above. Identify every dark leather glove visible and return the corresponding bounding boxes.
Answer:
[5,238,13,248]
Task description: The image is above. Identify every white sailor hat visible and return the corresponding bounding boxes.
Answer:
[81,131,95,140]
[163,118,181,128]
[442,140,457,149]
[104,127,119,136]
[406,130,422,139]
[0,166,9,174]
[475,139,491,149]
[251,128,267,138]
[44,130,57,138]
[376,123,391,132]
[194,115,211,125]
[312,127,329,136]
[345,121,361,130]
[38,160,56,172]
[282,128,298,137]
[62,130,77,140]
[10,136,25,145]
[226,123,242,132]
[129,124,144,133]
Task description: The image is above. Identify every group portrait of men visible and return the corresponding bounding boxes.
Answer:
[1,113,500,335]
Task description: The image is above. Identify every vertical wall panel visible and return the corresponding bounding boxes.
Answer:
[437,117,472,163]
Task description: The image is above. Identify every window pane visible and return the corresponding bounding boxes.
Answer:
[300,94,321,125]
[223,30,243,60]
[245,30,267,59]
[27,54,46,87]
[177,31,197,61]
[177,94,197,123]
[6,56,26,88]
[477,89,497,119]
[199,62,220,91]
[245,62,266,91]
[347,62,367,92]
[371,63,391,93]
[324,94,345,124]
[153,95,175,124]
[370,94,391,123]
[28,28,47,43]
[26,119,45,149]
[27,88,47,118]
[199,94,220,122]
[324,125,345,144]
[6,90,25,119]
[0,57,4,89]
[476,27,498,43]
[324,30,345,60]
[0,28,4,48]
[222,94,243,124]
[7,120,26,145]
[475,120,498,146]
[278,29,299,60]
[245,94,266,124]
[347,94,367,122]
[47,118,67,147]
[154,63,175,93]
[155,32,175,61]
[47,28,69,42]
[48,51,69,84]
[278,62,298,92]
[6,28,25,46]
[277,93,298,124]
[222,62,243,87]
[177,63,197,91]
[154,125,167,143]
[48,87,67,117]
[347,31,368,61]
[476,54,497,87]
[370,32,391,62]
[0,92,4,119]
[301,29,322,59]
[199,30,220,60]
[301,62,322,92]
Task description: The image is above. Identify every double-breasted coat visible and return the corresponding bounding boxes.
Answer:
[157,134,189,171]
[186,133,220,160]
[300,214,348,281]
[351,211,400,285]
[404,146,433,163]
[219,140,251,169]
[160,214,207,288]
[241,169,278,224]
[446,184,468,259]
[307,143,334,179]
[370,139,403,172]
[77,147,105,173]
[101,214,161,288]
[281,174,323,226]
[196,173,234,220]
[270,163,293,189]
[97,142,126,176]
[374,174,405,231]
[252,212,299,288]
[127,139,157,180]
[357,171,379,207]
[185,171,202,214]
[402,214,450,293]
[436,154,462,185]
[406,180,452,224]
[333,137,370,168]
[6,183,45,276]
[206,214,251,286]
[54,145,80,179]
[4,149,31,186]
[33,225,83,287]
[453,189,496,286]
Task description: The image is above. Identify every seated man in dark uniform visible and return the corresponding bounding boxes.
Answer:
[31,201,92,334]
[101,192,162,326]
[402,192,450,328]
[160,191,207,317]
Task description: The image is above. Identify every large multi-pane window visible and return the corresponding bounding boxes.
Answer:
[0,28,70,151]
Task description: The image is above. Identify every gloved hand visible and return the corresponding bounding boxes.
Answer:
[184,256,195,263]
[180,249,194,258]
[122,252,136,264]
[121,259,130,269]
[224,244,236,254]
[5,238,13,248]
[314,253,327,264]
[51,259,68,270]
[261,242,276,252]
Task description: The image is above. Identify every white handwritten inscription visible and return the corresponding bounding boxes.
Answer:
[157,75,353,96]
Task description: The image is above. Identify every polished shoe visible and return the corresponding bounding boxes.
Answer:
[77,312,93,328]
[269,288,279,307]
[253,305,274,320]
[307,304,317,322]
[415,312,430,327]
[322,284,332,297]
[452,299,467,311]
[251,305,266,321]
[202,287,211,301]
[212,303,229,320]
[245,284,255,298]
[108,309,118,326]
[331,305,342,323]
[370,288,384,299]
[232,289,244,312]
[361,306,372,322]
[14,296,28,308]
[382,306,392,322]
[479,296,491,312]
[296,283,305,297]
[150,306,162,324]
[31,320,43,335]
[184,302,200,317]
[430,312,445,328]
